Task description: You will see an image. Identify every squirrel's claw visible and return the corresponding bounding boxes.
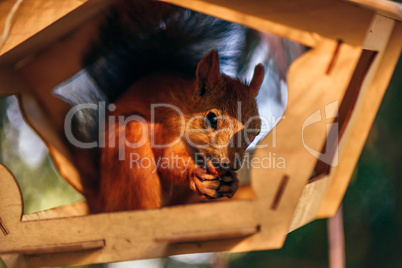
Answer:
[192,167,239,199]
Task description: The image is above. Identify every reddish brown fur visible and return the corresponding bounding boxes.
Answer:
[93,51,264,212]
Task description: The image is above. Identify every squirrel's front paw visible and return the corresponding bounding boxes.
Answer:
[190,168,239,199]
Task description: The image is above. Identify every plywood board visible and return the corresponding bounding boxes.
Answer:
[161,0,375,47]
[0,0,88,56]
[0,0,109,67]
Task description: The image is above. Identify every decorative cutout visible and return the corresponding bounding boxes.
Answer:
[155,226,259,244]
[271,175,289,210]
[326,40,343,74]
[0,240,105,255]
[0,218,9,236]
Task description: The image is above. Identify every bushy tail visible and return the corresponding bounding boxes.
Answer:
[83,0,249,101]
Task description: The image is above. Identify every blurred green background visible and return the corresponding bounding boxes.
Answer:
[0,55,400,268]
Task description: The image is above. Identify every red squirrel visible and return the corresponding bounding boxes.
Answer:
[59,0,268,212]
[94,51,264,212]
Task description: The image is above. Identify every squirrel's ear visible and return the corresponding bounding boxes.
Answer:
[195,50,220,98]
[249,64,265,97]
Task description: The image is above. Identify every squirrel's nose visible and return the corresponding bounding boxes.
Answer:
[230,166,241,171]
[220,160,229,169]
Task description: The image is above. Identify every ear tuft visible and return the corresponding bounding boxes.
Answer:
[195,50,220,98]
[249,64,265,96]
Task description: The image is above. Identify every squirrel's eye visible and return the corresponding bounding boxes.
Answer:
[206,112,218,129]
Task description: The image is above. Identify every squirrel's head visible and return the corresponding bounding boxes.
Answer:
[184,50,264,171]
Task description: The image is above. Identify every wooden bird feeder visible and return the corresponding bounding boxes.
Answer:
[0,0,401,267]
